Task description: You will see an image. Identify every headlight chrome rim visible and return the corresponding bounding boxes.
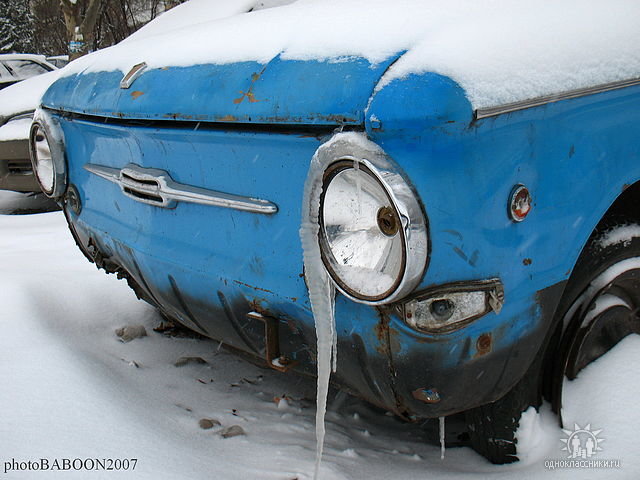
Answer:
[319,158,408,302]
[28,109,67,199]
[308,132,429,305]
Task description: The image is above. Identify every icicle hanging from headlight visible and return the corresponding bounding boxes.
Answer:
[300,146,338,480]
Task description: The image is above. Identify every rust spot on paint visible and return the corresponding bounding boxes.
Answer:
[248,299,269,315]
[233,70,264,104]
[233,280,274,295]
[374,321,390,356]
[234,90,260,104]
[475,333,492,357]
[388,327,401,354]
[523,258,533,266]
[374,318,401,354]
[218,114,238,122]
[374,321,386,344]
[130,91,144,100]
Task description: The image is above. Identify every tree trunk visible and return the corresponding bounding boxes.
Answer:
[60,0,102,59]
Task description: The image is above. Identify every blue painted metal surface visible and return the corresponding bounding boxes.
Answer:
[43,56,640,418]
[364,72,640,414]
[43,55,401,125]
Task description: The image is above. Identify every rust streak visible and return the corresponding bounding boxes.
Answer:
[233,279,274,295]
[234,90,261,104]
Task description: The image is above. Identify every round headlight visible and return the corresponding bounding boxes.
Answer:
[306,133,428,305]
[320,161,406,301]
[28,109,67,199]
[31,124,55,194]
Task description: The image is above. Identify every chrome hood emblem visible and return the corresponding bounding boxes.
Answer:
[120,62,147,89]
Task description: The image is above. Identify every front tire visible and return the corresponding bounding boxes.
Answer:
[465,221,640,464]
[464,352,544,464]
[552,221,640,417]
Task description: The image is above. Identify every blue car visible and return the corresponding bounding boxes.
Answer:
[29,0,640,464]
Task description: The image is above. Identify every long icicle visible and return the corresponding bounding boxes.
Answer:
[300,150,338,480]
[439,416,446,460]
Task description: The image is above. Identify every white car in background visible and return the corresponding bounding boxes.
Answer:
[0,69,60,194]
[0,54,56,91]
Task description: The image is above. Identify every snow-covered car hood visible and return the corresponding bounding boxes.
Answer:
[42,0,640,123]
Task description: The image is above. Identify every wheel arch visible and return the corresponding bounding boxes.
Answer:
[543,178,640,422]
[599,179,640,225]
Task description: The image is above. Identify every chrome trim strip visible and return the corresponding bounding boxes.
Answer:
[475,77,640,119]
[84,163,278,214]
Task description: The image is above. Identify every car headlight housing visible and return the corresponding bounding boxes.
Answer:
[307,132,428,305]
[29,108,67,198]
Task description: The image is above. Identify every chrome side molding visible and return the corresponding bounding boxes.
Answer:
[475,77,640,119]
[84,163,278,214]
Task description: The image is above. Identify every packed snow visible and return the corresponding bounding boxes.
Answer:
[0,116,31,141]
[2,191,639,480]
[598,224,640,249]
[0,70,61,119]
[59,0,640,109]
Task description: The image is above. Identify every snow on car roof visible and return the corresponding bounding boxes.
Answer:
[0,54,50,63]
[61,0,640,109]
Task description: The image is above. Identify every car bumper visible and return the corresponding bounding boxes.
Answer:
[65,204,565,419]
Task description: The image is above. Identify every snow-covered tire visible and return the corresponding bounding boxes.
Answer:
[552,221,640,410]
[464,221,640,465]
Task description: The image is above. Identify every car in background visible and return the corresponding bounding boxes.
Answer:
[0,54,56,91]
[46,55,69,69]
[0,70,60,193]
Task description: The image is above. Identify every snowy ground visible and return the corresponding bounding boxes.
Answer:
[1,192,638,479]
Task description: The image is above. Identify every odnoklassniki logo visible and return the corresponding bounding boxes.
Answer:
[561,423,604,459]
